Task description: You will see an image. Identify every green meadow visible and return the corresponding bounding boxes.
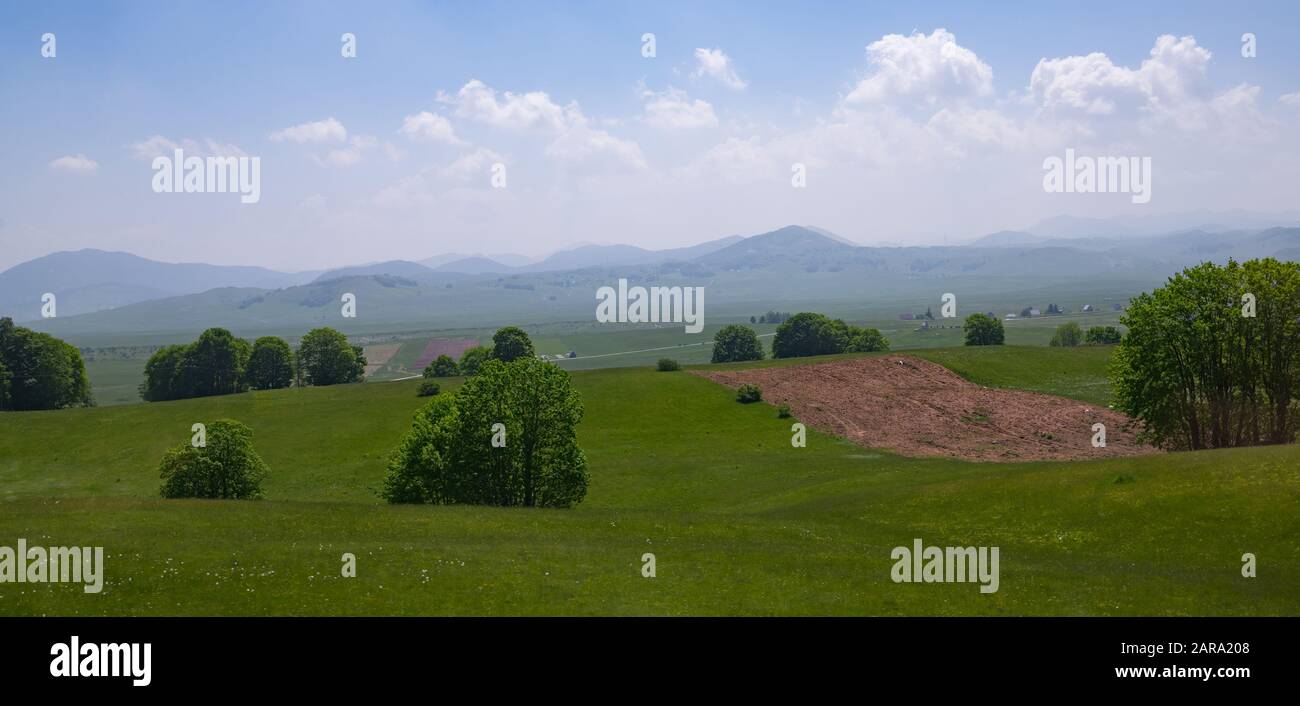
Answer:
[1,346,1296,616]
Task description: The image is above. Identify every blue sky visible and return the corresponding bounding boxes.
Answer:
[2,1,1299,270]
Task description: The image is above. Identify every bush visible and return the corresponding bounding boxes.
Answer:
[711,324,765,363]
[963,313,1005,346]
[383,357,588,508]
[845,326,890,352]
[158,419,268,499]
[1049,321,1083,347]
[491,326,535,362]
[425,354,458,378]
[297,327,365,386]
[777,402,792,418]
[1085,325,1122,345]
[736,384,762,403]
[656,358,680,371]
[458,346,491,376]
[417,380,441,397]
[245,336,294,390]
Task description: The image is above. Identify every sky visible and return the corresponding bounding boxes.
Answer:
[1,0,1299,271]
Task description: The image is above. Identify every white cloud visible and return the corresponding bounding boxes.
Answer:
[48,154,98,174]
[693,48,747,90]
[1279,92,1300,108]
[438,79,644,168]
[373,147,505,207]
[270,117,348,144]
[642,87,718,129]
[322,135,377,167]
[400,111,465,145]
[1029,35,1211,116]
[128,135,246,160]
[845,29,992,107]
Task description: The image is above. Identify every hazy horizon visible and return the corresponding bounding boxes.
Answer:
[3,1,1299,271]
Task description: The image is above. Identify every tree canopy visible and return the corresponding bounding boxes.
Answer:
[0,317,93,411]
[711,324,765,363]
[158,419,268,499]
[246,336,294,390]
[490,326,535,362]
[297,327,365,386]
[963,313,1005,346]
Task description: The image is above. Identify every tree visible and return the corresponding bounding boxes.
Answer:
[425,354,458,378]
[711,324,765,363]
[491,326,534,362]
[417,380,440,397]
[845,326,890,352]
[1085,326,1122,345]
[963,313,1005,346]
[297,327,365,385]
[140,344,189,401]
[1049,321,1083,347]
[656,358,680,371]
[245,336,294,390]
[458,346,491,376]
[158,419,268,499]
[1112,259,1300,449]
[924,306,935,320]
[382,357,588,508]
[736,384,762,403]
[0,317,93,411]
[175,328,249,397]
[750,316,757,324]
[772,312,848,358]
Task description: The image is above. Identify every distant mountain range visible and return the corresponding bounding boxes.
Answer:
[5,217,1299,336]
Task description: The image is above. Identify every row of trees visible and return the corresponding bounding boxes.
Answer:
[385,327,589,508]
[421,327,534,378]
[1113,258,1300,449]
[1049,323,1122,347]
[0,317,93,411]
[141,326,365,402]
[712,313,891,363]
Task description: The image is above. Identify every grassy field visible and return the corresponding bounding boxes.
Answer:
[2,345,1295,616]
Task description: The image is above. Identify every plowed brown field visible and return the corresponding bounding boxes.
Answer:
[696,355,1158,462]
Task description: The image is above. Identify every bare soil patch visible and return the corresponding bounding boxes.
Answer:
[695,355,1157,462]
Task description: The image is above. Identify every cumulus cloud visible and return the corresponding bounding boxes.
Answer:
[321,135,378,167]
[642,87,718,129]
[1029,35,1211,116]
[1279,92,1300,108]
[269,117,348,143]
[374,147,505,207]
[693,48,747,90]
[400,111,465,145]
[48,154,99,174]
[845,29,993,107]
[438,79,644,168]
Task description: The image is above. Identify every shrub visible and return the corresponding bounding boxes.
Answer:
[425,354,458,378]
[297,327,365,385]
[736,384,762,403]
[656,358,680,371]
[245,336,294,390]
[845,326,890,352]
[1049,321,1083,347]
[158,419,268,499]
[1085,325,1122,345]
[777,402,792,418]
[383,357,588,508]
[417,380,441,397]
[963,313,1005,346]
[711,325,765,363]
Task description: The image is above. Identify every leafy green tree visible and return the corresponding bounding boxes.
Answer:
[490,326,535,362]
[1049,321,1083,347]
[296,327,365,386]
[175,328,249,397]
[963,313,1005,346]
[140,344,189,401]
[158,419,268,499]
[383,357,588,508]
[0,359,9,410]
[0,317,93,411]
[845,326,890,352]
[417,380,440,397]
[458,346,491,376]
[711,324,765,363]
[771,312,848,358]
[425,354,458,378]
[245,336,294,390]
[1085,326,1122,345]
[1113,259,1300,449]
